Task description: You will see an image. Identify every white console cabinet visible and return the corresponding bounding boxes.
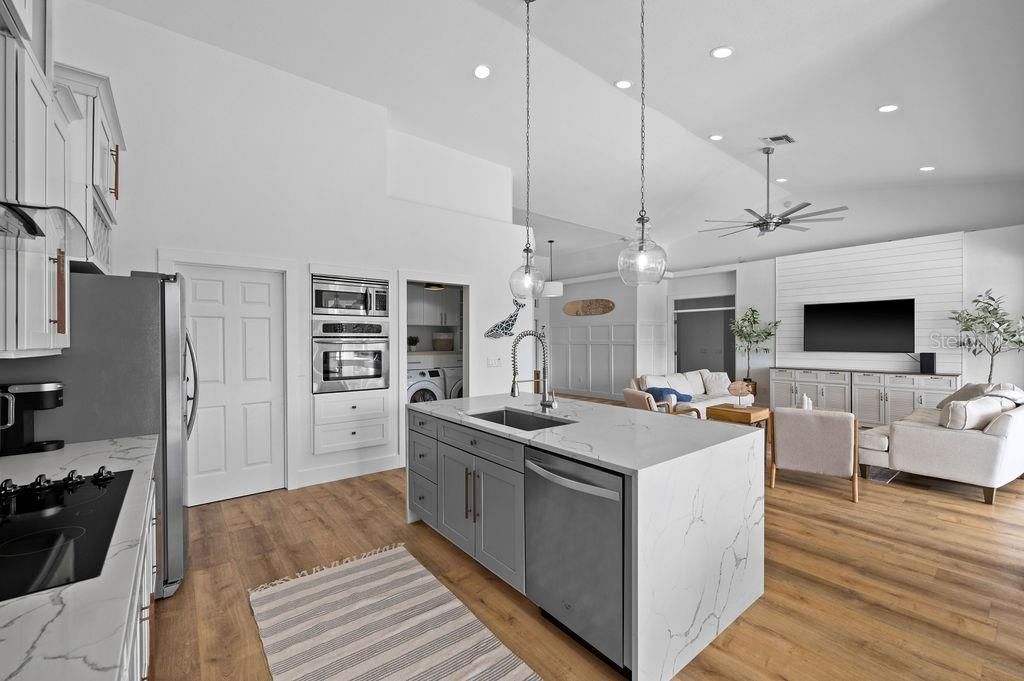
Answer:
[771,368,960,427]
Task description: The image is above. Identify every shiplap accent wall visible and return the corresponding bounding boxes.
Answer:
[775,232,964,374]
[550,323,637,399]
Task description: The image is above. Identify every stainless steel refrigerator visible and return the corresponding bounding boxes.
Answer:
[7,271,198,598]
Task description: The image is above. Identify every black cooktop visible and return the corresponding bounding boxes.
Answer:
[0,468,132,601]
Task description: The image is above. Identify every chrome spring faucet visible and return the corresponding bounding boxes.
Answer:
[510,330,557,413]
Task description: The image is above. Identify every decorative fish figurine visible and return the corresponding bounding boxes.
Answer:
[485,299,526,338]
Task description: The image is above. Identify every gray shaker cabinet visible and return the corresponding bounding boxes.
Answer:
[473,456,525,591]
[436,443,475,555]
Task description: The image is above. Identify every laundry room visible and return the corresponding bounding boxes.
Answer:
[406,281,465,403]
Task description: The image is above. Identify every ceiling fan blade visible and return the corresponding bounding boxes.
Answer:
[779,224,811,232]
[703,220,752,223]
[776,201,811,219]
[788,205,848,219]
[700,224,755,233]
[719,226,757,238]
[788,217,845,223]
[744,209,766,221]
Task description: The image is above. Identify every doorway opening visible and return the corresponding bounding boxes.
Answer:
[406,281,466,404]
[674,295,736,377]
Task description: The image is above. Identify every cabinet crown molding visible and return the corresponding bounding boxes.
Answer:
[52,62,126,150]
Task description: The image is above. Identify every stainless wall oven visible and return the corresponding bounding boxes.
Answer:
[312,318,390,393]
[312,275,389,317]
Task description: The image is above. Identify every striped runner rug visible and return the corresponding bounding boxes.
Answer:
[249,545,540,681]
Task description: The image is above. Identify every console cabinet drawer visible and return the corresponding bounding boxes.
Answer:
[853,372,884,386]
[439,422,525,473]
[315,390,388,425]
[771,369,796,380]
[409,412,438,438]
[921,375,958,391]
[409,431,438,482]
[885,374,918,388]
[408,472,437,529]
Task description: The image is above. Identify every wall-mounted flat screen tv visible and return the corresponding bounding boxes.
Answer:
[803,299,915,352]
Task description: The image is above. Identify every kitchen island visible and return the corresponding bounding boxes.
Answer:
[0,435,159,681]
[406,394,764,681]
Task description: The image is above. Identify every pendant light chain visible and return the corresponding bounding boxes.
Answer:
[524,0,533,251]
[638,0,648,245]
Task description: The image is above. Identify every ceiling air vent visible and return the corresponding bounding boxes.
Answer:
[759,134,797,146]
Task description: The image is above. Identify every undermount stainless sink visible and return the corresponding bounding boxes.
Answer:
[468,408,575,432]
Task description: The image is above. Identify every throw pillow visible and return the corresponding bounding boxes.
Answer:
[800,393,814,410]
[936,383,994,411]
[682,370,707,396]
[703,371,732,395]
[940,396,1003,430]
[640,374,669,391]
[987,387,1024,405]
[645,387,692,403]
[666,373,695,395]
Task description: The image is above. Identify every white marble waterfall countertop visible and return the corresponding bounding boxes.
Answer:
[408,394,756,475]
[0,435,159,681]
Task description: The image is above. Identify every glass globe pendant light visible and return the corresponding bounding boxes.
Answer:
[509,0,546,300]
[617,0,667,286]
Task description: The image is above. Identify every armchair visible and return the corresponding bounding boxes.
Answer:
[771,407,860,502]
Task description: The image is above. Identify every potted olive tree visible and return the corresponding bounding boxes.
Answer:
[730,307,781,395]
[951,290,1024,382]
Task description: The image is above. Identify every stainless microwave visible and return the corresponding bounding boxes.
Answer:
[311,276,388,317]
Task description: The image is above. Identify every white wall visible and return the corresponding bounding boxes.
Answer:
[735,260,777,404]
[963,224,1024,385]
[54,0,532,488]
[549,276,638,398]
[775,232,964,375]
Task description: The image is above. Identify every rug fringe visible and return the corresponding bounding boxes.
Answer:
[248,542,406,594]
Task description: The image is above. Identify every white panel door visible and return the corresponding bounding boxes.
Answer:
[181,265,286,505]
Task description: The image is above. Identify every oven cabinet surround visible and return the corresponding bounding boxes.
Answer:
[770,368,959,426]
[406,395,764,680]
[0,435,159,681]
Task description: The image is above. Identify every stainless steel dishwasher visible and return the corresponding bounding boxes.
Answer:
[525,447,625,667]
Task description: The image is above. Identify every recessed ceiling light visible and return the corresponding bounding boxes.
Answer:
[473,64,491,79]
[919,166,936,172]
[775,178,788,183]
[708,134,723,141]
[877,104,899,113]
[709,46,734,59]
[615,80,632,89]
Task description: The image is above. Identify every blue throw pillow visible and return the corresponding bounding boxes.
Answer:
[645,387,692,403]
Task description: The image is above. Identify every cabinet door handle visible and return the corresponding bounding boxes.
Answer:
[351,405,357,409]
[350,431,357,436]
[469,439,478,447]
[417,452,425,459]
[464,468,471,519]
[109,144,120,200]
[417,495,425,502]
[473,471,480,521]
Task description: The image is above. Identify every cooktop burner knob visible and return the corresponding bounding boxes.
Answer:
[64,470,81,485]
[93,465,114,481]
[0,478,16,494]
[33,474,50,488]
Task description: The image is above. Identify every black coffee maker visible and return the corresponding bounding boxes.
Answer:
[0,382,65,456]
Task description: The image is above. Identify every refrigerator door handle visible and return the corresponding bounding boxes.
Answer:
[0,393,14,430]
[185,330,200,439]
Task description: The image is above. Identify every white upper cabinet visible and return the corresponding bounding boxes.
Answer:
[0,0,34,42]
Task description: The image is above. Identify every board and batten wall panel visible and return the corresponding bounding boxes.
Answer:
[775,232,964,374]
[550,323,636,399]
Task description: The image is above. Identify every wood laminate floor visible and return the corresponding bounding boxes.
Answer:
[154,445,1024,681]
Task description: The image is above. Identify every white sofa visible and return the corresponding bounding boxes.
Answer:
[631,369,754,418]
[859,404,1024,503]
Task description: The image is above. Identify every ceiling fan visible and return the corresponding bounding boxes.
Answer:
[701,146,849,238]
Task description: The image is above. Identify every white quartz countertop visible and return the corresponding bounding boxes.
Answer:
[0,435,159,681]
[408,394,757,475]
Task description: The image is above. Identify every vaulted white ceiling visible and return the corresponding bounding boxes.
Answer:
[86,0,1024,275]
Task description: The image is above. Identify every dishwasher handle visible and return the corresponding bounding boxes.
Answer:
[525,460,620,502]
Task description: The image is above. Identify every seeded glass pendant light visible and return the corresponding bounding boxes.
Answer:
[618,0,667,286]
[509,0,546,300]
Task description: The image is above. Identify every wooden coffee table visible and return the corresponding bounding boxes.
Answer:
[705,405,772,453]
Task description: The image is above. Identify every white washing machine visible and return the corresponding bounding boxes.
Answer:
[441,367,463,399]
[407,368,445,403]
